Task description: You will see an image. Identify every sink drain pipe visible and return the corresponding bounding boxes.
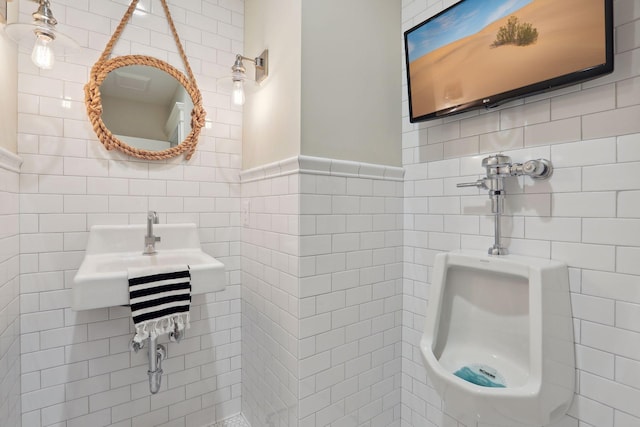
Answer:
[130,336,167,394]
[148,336,166,394]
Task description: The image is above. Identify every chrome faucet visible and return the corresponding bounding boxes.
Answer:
[457,155,553,255]
[143,211,161,255]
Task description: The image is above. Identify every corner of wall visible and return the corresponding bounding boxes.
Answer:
[0,28,18,154]
[0,148,21,427]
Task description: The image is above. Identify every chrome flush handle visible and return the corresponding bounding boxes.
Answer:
[457,155,553,255]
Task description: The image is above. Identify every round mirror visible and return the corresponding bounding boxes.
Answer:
[85,55,205,160]
[100,65,194,151]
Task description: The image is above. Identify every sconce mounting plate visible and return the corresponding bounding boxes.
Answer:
[255,49,268,84]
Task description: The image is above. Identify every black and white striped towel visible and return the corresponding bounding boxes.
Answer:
[128,265,191,343]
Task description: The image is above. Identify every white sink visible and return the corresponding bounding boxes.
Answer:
[72,223,226,311]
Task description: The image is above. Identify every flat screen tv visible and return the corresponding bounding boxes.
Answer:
[404,0,614,123]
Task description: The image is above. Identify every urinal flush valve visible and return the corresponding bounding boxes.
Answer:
[457,155,553,255]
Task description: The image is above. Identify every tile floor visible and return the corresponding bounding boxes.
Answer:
[211,414,251,427]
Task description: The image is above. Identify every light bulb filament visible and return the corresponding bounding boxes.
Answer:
[232,80,245,106]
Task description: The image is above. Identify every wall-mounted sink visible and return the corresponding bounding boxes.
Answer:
[72,223,226,311]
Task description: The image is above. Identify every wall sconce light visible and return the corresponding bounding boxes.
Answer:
[5,0,79,70]
[231,49,269,106]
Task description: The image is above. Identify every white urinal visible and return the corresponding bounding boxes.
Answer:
[421,251,575,427]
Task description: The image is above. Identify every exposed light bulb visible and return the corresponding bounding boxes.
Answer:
[232,80,245,106]
[31,33,55,70]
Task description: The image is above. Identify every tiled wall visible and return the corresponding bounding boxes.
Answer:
[241,157,404,427]
[296,158,404,427]
[401,0,640,426]
[0,150,21,427]
[240,158,301,427]
[16,0,243,426]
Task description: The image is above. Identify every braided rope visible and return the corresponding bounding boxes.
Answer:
[85,0,205,161]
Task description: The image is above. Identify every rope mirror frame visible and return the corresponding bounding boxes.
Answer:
[84,0,205,161]
[85,55,205,161]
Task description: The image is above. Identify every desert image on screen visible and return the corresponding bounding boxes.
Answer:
[407,0,606,118]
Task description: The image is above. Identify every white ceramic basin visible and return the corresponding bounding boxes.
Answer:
[72,223,226,311]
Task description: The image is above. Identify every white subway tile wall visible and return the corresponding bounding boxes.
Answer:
[297,166,403,427]
[241,171,300,427]
[16,0,243,426]
[241,158,404,427]
[402,0,640,426]
[0,154,21,427]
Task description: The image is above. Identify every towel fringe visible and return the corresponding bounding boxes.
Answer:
[133,312,190,343]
